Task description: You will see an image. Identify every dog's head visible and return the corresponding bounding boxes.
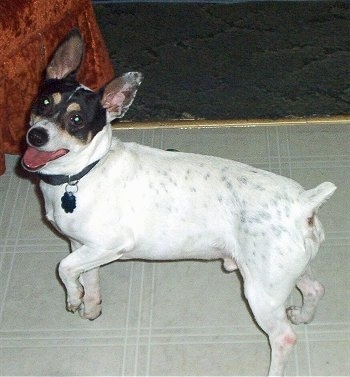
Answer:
[22,29,142,174]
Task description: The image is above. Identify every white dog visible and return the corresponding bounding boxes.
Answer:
[22,29,336,376]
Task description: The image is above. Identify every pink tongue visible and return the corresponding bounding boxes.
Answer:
[23,147,68,170]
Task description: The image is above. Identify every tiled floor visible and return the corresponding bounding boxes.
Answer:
[0,124,349,376]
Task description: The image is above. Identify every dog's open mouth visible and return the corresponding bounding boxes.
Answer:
[22,147,69,171]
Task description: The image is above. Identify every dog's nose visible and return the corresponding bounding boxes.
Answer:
[27,127,49,147]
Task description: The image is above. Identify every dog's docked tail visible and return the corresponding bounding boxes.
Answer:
[299,182,336,256]
[300,182,337,213]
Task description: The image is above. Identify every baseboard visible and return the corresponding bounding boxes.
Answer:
[113,115,350,130]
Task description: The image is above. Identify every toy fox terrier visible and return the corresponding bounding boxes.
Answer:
[22,29,336,376]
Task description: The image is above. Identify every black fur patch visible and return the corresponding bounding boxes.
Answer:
[32,78,107,143]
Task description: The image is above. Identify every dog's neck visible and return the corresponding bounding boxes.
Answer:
[37,159,100,185]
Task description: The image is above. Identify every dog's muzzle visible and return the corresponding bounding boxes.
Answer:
[23,127,69,172]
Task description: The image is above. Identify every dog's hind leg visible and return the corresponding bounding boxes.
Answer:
[286,267,324,325]
[243,279,297,376]
[78,268,102,320]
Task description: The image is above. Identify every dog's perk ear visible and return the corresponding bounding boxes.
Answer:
[101,72,143,120]
[46,29,84,80]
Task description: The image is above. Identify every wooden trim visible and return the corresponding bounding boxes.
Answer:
[112,116,350,130]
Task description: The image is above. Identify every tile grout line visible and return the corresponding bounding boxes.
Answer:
[160,128,164,150]
[265,128,272,172]
[121,262,135,376]
[0,170,16,261]
[0,176,20,312]
[286,127,301,376]
[146,263,156,376]
[285,127,293,179]
[0,179,28,323]
[303,325,313,376]
[0,338,271,348]
[2,322,348,337]
[121,128,147,376]
[270,153,350,160]
[132,128,153,375]
[275,127,282,175]
[2,330,348,348]
[284,127,302,377]
[133,263,145,376]
[0,171,14,232]
[144,128,159,376]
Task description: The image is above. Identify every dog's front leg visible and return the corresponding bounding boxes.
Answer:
[78,268,102,320]
[58,244,125,318]
[69,241,102,319]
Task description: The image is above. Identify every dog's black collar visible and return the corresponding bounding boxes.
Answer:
[37,159,100,186]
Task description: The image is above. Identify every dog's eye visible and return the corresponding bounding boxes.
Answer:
[70,114,83,126]
[36,95,53,115]
[42,97,50,106]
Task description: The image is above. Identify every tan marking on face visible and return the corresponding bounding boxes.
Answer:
[86,131,93,143]
[31,114,42,125]
[52,92,62,105]
[67,102,81,112]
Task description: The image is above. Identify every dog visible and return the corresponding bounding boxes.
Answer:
[22,29,336,376]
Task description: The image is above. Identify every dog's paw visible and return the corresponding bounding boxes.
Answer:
[286,306,311,325]
[67,301,82,313]
[78,302,102,320]
[66,290,84,313]
[222,258,237,273]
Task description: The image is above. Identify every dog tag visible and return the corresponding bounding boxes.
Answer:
[61,191,76,213]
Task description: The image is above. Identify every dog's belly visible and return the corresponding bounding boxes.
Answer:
[122,216,235,261]
[121,238,227,261]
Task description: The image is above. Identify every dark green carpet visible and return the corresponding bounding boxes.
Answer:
[94,2,350,121]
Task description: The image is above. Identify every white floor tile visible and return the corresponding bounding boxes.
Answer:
[1,346,124,376]
[308,340,350,376]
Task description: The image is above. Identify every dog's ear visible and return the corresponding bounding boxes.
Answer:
[46,29,84,80]
[101,72,143,120]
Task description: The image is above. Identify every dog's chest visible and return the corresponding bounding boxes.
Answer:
[40,181,120,242]
[41,184,79,234]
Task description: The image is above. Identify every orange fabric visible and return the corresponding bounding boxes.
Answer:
[0,0,115,174]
